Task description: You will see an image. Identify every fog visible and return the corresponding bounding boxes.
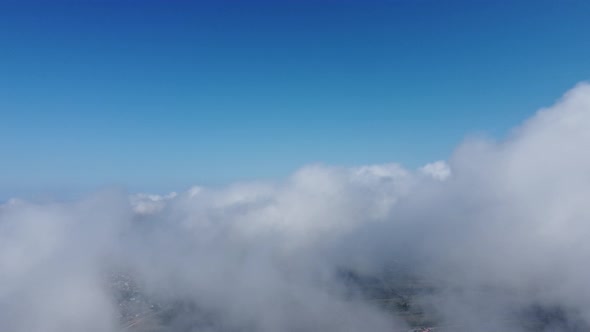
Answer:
[1,83,590,331]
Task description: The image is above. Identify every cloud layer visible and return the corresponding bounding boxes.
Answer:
[2,83,590,331]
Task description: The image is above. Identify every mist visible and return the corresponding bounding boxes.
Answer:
[2,83,590,331]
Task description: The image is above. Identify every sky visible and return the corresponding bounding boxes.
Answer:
[1,0,589,199]
[2,2,590,331]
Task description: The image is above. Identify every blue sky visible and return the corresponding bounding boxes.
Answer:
[1,0,589,199]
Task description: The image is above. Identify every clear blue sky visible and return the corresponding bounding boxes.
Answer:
[1,0,589,199]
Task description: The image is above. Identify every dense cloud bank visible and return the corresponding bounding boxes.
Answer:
[2,83,590,332]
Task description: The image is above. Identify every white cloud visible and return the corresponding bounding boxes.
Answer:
[420,160,451,180]
[130,192,177,214]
